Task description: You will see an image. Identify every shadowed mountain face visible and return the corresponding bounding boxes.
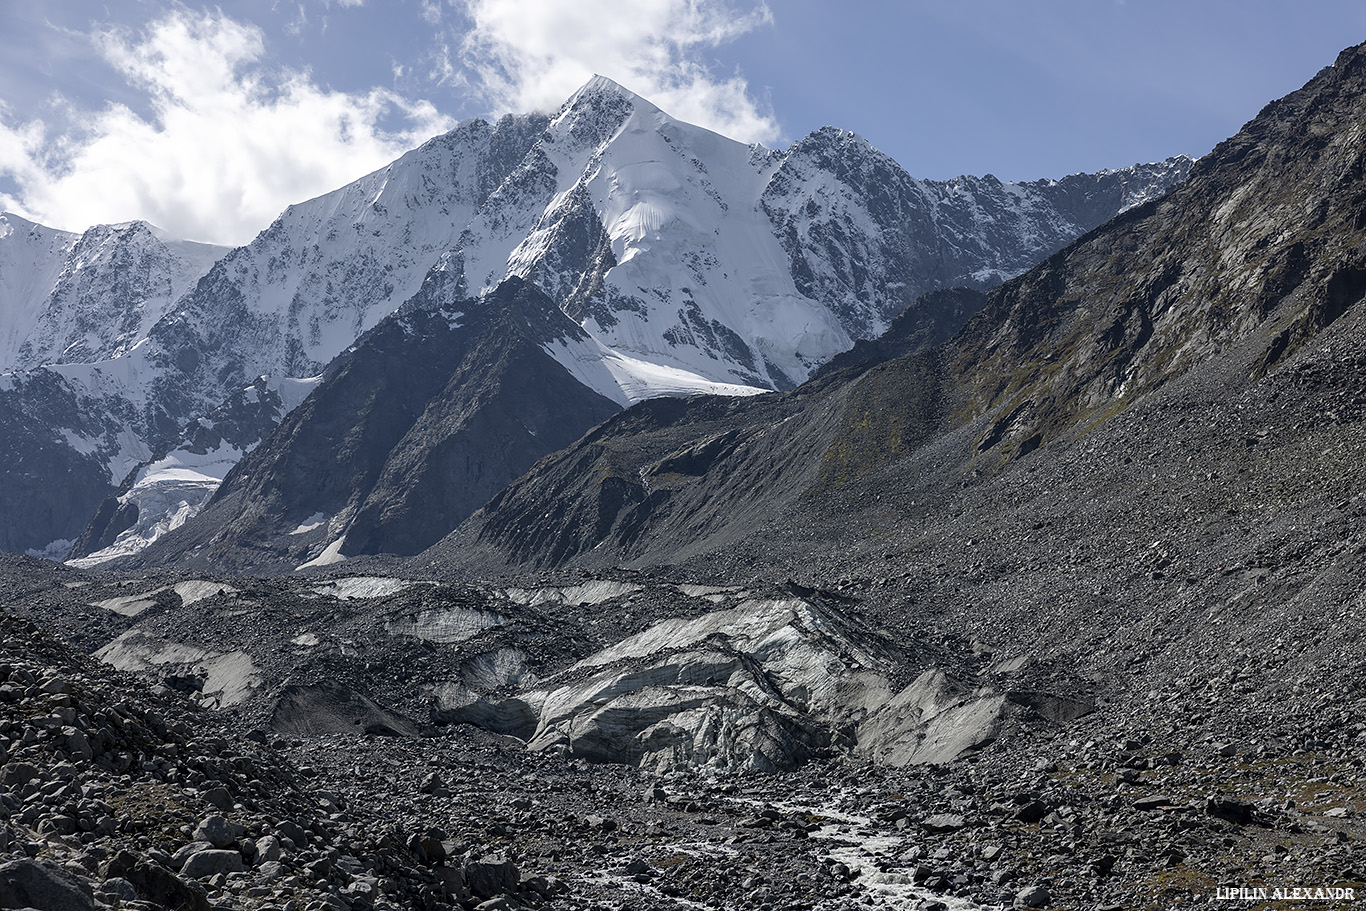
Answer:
[0,116,549,559]
[431,44,1366,584]
[130,279,622,572]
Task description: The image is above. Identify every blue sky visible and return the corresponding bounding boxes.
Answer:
[2,0,1363,245]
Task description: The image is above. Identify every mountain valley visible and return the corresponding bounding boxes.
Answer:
[2,40,1366,911]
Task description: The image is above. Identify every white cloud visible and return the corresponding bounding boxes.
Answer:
[457,0,779,145]
[0,10,454,246]
[421,0,445,25]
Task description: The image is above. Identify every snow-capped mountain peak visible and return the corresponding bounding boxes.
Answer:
[0,213,230,371]
[0,82,1193,561]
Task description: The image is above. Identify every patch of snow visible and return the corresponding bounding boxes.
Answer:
[385,606,508,643]
[502,580,643,606]
[676,583,746,602]
[172,580,237,606]
[461,648,537,691]
[545,334,768,405]
[197,651,262,707]
[290,512,327,535]
[273,374,322,412]
[58,429,102,457]
[95,630,260,708]
[296,536,348,570]
[311,576,427,600]
[90,589,166,616]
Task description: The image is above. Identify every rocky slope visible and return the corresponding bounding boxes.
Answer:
[2,533,1363,910]
[0,582,583,911]
[30,46,1366,911]
[296,47,1366,910]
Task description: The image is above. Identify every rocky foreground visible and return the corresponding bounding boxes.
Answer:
[2,602,1363,911]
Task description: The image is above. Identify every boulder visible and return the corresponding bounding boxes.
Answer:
[180,850,246,880]
[0,859,94,911]
[464,854,519,900]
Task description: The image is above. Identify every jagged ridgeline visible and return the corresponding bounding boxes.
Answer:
[9,76,1189,569]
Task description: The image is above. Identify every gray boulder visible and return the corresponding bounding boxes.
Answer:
[463,854,519,900]
[180,849,246,880]
[191,814,236,848]
[0,859,95,911]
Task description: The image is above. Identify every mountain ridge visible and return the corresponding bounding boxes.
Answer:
[123,278,623,571]
[3,80,1190,561]
[424,41,1366,581]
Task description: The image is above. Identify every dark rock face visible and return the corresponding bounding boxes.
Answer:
[0,858,95,911]
[0,370,147,556]
[811,286,987,379]
[452,390,816,570]
[949,45,1366,458]
[269,682,420,737]
[134,278,621,571]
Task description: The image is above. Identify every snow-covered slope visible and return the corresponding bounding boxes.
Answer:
[144,114,550,424]
[0,215,77,367]
[762,129,1195,346]
[0,116,549,558]
[453,77,844,393]
[22,115,547,461]
[451,77,1193,395]
[0,213,226,370]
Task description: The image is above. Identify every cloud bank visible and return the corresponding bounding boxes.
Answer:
[0,2,778,246]
[0,10,453,246]
[454,0,779,145]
